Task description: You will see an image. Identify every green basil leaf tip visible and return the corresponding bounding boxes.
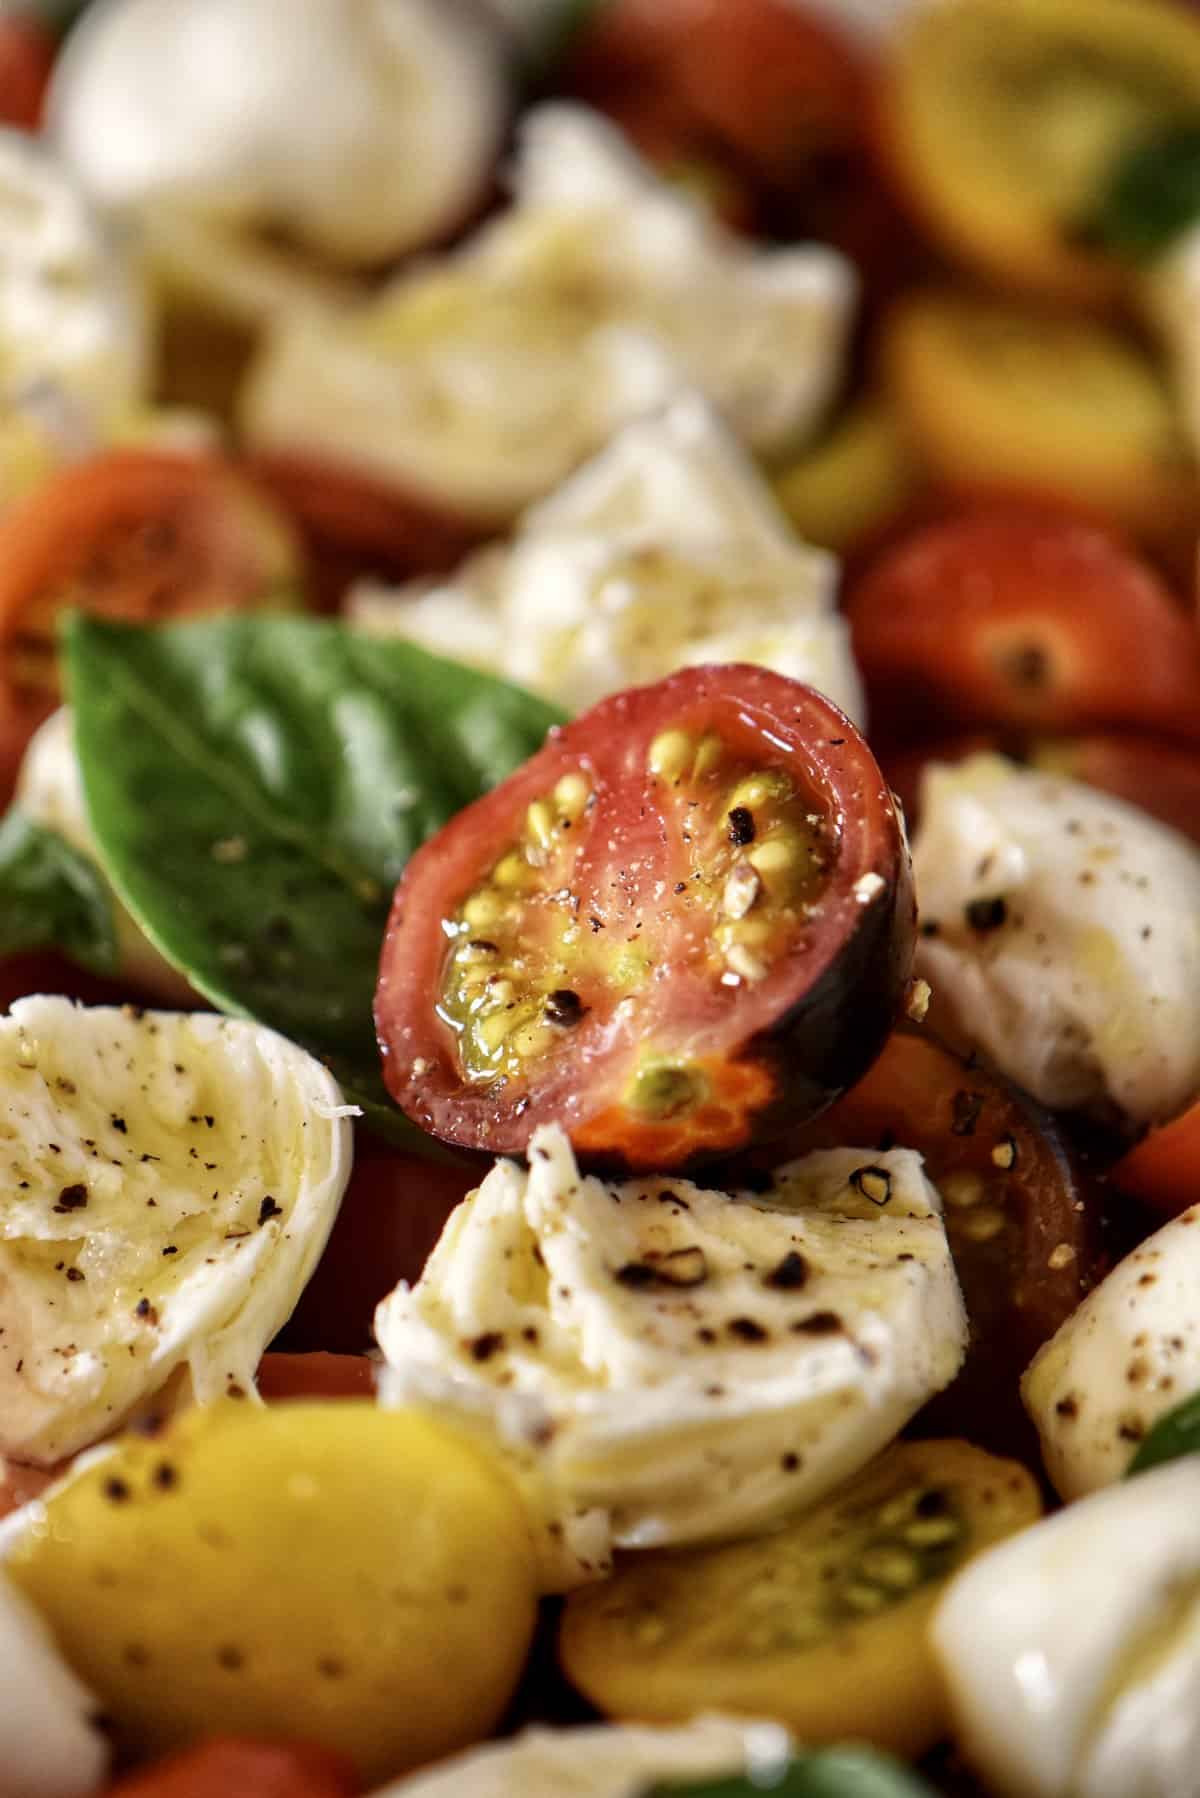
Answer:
[1075,115,1200,263]
[1127,1389,1200,1477]
[638,1746,940,1798]
[64,612,564,1156]
[0,808,117,974]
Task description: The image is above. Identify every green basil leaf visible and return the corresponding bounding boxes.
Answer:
[1127,1389,1200,1476]
[65,612,564,1151]
[519,0,608,91]
[640,1747,939,1798]
[0,808,117,974]
[1076,116,1200,262]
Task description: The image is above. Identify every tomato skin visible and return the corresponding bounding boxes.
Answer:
[377,666,915,1170]
[0,14,54,131]
[0,448,304,793]
[773,1028,1101,1458]
[277,1142,479,1354]
[847,512,1200,749]
[101,1738,360,1798]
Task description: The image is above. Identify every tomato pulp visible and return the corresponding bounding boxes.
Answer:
[376,666,916,1170]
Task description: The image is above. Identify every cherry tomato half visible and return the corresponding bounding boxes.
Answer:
[847,511,1200,749]
[103,1738,360,1798]
[782,1029,1101,1458]
[376,666,915,1170]
[1111,1099,1200,1217]
[0,449,304,799]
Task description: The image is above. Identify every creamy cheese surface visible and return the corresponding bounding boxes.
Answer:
[913,754,1200,1124]
[0,998,353,1465]
[243,105,855,521]
[934,1457,1200,1798]
[376,1125,965,1590]
[0,1566,110,1796]
[351,397,864,720]
[1024,1202,1200,1498]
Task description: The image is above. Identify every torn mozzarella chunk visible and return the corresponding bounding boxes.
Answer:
[375,1124,965,1590]
[1024,1203,1200,1498]
[0,997,352,1464]
[0,1566,110,1796]
[242,105,855,522]
[350,396,864,721]
[933,1458,1200,1798]
[912,754,1200,1124]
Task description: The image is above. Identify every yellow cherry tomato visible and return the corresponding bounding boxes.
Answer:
[559,1439,1041,1761]
[770,396,923,555]
[7,1402,538,1787]
[876,0,1200,307]
[882,286,1197,540]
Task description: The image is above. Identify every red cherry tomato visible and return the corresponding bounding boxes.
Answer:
[376,666,916,1170]
[887,731,1200,848]
[847,511,1200,749]
[1112,1101,1200,1217]
[278,1144,478,1354]
[783,1028,1102,1457]
[102,1738,360,1798]
[0,14,54,131]
[0,449,304,799]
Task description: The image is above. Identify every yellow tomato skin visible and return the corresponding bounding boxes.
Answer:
[559,1439,1041,1760]
[7,1401,538,1787]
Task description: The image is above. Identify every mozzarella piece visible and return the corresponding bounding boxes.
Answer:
[1024,1203,1200,1498]
[912,754,1200,1124]
[375,1124,966,1590]
[933,1458,1200,1798]
[350,396,864,721]
[17,709,193,1006]
[0,128,146,500]
[0,1566,110,1796]
[370,1714,792,1798]
[242,105,855,522]
[0,997,352,1465]
[49,0,509,271]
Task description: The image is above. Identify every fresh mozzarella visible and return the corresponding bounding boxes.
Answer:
[1024,1203,1200,1498]
[0,128,146,499]
[370,1714,792,1798]
[17,709,193,1006]
[48,0,509,273]
[375,1124,966,1590]
[350,396,865,721]
[912,754,1200,1124]
[0,1566,110,1796]
[242,105,855,523]
[0,997,353,1466]
[933,1457,1200,1798]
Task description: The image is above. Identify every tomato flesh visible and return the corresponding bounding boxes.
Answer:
[847,511,1200,749]
[103,1737,361,1798]
[377,666,915,1170]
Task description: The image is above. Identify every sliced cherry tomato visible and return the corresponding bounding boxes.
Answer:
[777,1028,1101,1458]
[1111,1098,1200,1216]
[874,0,1200,306]
[559,1438,1041,1759]
[254,1354,376,1402]
[278,1143,479,1354]
[103,1738,360,1798]
[376,666,916,1170]
[0,449,304,796]
[847,511,1200,748]
[880,291,1197,542]
[247,451,484,608]
[0,13,54,131]
[886,731,1200,848]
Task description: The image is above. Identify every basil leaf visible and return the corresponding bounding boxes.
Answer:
[1076,116,1200,262]
[0,808,117,974]
[1127,1389,1200,1476]
[65,613,564,1149]
[640,1747,939,1798]
[519,0,607,91]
